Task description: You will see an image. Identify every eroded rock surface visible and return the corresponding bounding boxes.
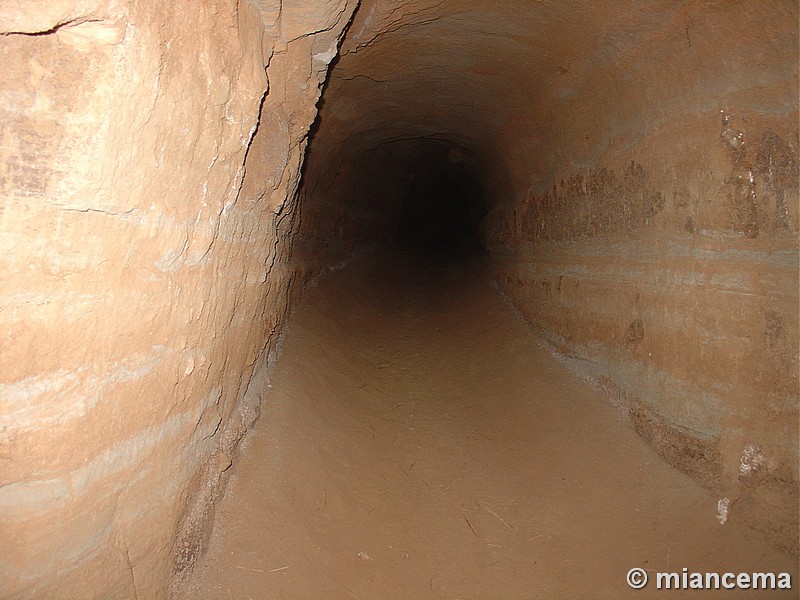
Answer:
[0,0,797,597]
[0,0,355,597]
[297,0,799,554]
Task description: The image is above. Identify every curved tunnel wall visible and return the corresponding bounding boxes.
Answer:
[295,0,799,553]
[0,1,797,598]
[0,0,359,597]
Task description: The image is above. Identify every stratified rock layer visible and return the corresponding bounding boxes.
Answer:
[0,1,797,597]
[297,0,799,554]
[0,0,356,597]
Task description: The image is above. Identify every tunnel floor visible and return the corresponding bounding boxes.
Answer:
[175,249,795,599]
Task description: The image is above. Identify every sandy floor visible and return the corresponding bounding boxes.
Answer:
[174,249,797,599]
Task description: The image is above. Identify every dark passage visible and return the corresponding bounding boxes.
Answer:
[395,140,486,259]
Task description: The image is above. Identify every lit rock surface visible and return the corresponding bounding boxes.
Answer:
[0,0,355,597]
[0,0,797,597]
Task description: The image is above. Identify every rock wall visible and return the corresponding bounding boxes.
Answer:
[0,0,356,597]
[484,2,799,553]
[1,1,796,596]
[297,0,799,554]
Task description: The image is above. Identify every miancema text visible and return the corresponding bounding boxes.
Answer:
[657,569,792,590]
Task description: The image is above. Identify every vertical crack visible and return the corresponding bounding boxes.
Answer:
[120,534,140,600]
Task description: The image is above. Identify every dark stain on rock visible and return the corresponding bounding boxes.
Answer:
[672,187,698,233]
[492,120,797,250]
[755,131,797,230]
[512,161,667,243]
[763,309,785,349]
[625,318,644,345]
[760,308,796,396]
[594,376,796,554]
[728,169,759,238]
[627,400,722,490]
[672,187,692,209]
[724,122,798,238]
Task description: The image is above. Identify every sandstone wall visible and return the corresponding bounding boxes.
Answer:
[0,0,356,597]
[484,1,799,553]
[297,0,799,554]
[1,2,796,596]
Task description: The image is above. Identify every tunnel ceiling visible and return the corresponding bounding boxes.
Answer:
[304,0,794,208]
[297,0,796,265]
[308,0,687,190]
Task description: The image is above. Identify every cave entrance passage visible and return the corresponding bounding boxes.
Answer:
[175,248,793,599]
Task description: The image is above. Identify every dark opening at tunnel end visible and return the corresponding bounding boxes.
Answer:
[395,139,487,261]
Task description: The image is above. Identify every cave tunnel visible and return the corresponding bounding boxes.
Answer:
[1,1,798,598]
[392,139,486,257]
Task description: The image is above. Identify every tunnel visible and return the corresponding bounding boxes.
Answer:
[1,1,798,598]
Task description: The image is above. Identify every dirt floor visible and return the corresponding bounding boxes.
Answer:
[174,248,797,599]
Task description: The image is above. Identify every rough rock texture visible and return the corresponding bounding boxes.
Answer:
[297,0,799,554]
[0,0,355,598]
[1,0,797,597]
